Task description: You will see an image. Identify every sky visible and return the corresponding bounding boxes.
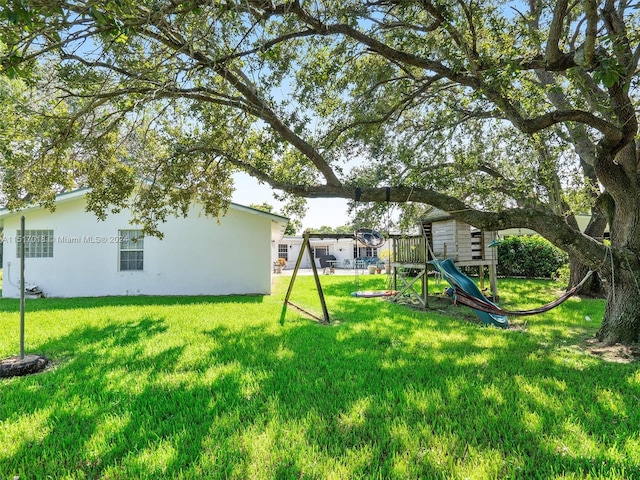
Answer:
[231,173,351,231]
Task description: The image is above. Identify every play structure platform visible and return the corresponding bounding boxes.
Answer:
[390,208,499,305]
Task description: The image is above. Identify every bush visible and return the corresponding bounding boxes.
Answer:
[496,235,568,279]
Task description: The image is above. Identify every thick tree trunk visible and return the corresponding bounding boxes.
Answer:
[597,266,640,345]
[567,212,607,297]
[596,194,640,344]
[568,255,604,297]
[592,131,640,345]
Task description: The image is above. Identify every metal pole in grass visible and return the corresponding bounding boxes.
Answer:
[19,215,25,359]
[0,215,48,378]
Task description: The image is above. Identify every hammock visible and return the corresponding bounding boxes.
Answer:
[438,260,594,317]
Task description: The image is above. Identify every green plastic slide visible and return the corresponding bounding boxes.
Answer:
[434,258,509,328]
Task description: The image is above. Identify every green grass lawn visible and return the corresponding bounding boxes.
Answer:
[1,274,638,479]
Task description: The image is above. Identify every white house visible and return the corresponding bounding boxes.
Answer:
[276,234,390,269]
[0,189,288,298]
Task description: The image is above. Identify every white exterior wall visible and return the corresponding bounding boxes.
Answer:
[277,236,390,269]
[2,195,279,298]
[279,238,307,268]
[281,238,349,269]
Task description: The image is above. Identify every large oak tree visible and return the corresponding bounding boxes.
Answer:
[1,1,639,344]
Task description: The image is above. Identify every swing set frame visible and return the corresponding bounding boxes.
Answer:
[280,229,390,324]
[280,230,335,324]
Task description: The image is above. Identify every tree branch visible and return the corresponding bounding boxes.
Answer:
[546,0,569,65]
[283,3,623,144]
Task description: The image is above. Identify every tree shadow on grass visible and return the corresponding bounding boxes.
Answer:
[201,312,640,478]
[1,316,259,479]
[275,277,639,477]
[2,318,163,472]
[1,285,638,479]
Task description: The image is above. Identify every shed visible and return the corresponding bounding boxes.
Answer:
[389,207,500,307]
[420,207,498,266]
[420,207,499,298]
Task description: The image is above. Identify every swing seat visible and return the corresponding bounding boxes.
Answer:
[355,228,385,247]
[351,290,398,298]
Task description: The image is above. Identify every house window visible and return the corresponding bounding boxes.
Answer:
[16,229,54,258]
[119,229,144,271]
[278,244,288,261]
[314,246,329,258]
[354,246,378,258]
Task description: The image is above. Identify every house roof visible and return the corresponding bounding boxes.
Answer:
[230,203,288,223]
[0,188,289,236]
[419,206,455,223]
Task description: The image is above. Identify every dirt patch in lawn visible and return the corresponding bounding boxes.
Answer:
[580,337,640,364]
